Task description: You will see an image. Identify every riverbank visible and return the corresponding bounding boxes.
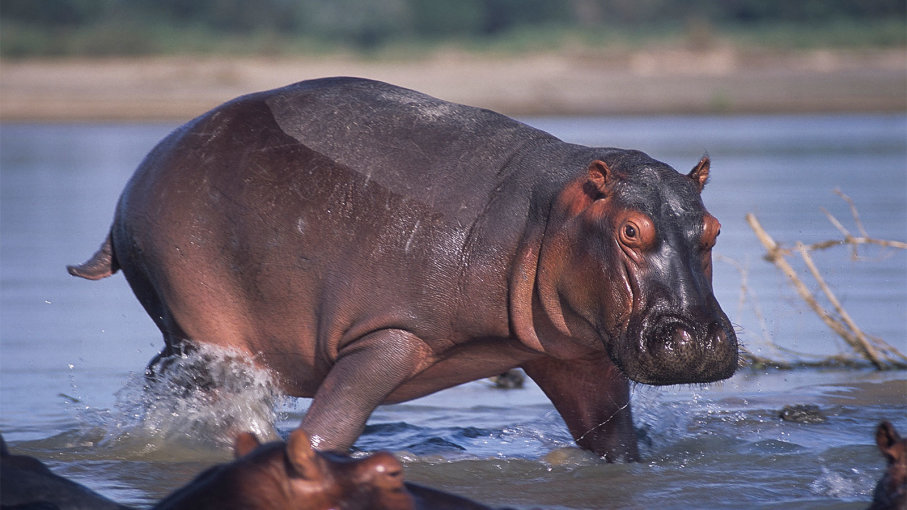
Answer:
[0,47,904,121]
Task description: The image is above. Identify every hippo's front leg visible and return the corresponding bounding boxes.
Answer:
[301,329,432,451]
[522,355,639,462]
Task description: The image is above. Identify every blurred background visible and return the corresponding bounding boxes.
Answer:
[2,0,902,56]
[1,0,904,119]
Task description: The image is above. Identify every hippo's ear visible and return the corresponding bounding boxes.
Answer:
[688,155,710,192]
[876,421,902,462]
[234,432,262,458]
[585,160,613,199]
[286,428,321,479]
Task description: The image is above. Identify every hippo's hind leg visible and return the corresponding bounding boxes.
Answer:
[116,262,195,385]
[139,311,193,387]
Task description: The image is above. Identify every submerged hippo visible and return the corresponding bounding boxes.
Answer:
[0,434,128,509]
[157,429,497,510]
[70,77,738,461]
[0,431,496,509]
[870,421,907,510]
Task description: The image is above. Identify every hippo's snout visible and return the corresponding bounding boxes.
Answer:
[354,451,407,491]
[620,314,738,386]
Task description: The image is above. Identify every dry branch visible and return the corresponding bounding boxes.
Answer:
[744,197,907,370]
[834,188,869,239]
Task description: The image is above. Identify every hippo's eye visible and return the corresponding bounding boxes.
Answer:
[618,215,654,253]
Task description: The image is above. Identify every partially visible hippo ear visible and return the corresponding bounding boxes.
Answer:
[688,155,710,192]
[586,160,613,199]
[876,421,902,462]
[287,428,321,479]
[234,432,261,458]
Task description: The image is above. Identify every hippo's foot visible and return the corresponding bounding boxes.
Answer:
[144,342,204,391]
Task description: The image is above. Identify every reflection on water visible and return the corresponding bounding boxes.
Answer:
[1,115,905,509]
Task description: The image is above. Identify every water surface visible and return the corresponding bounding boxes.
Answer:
[1,114,905,509]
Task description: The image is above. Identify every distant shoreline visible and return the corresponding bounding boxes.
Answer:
[1,48,904,121]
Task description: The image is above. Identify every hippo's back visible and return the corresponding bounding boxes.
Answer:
[259,77,559,222]
[128,77,560,225]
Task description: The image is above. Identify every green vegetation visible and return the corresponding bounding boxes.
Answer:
[1,0,904,58]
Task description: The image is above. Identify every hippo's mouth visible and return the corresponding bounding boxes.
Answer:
[614,313,738,386]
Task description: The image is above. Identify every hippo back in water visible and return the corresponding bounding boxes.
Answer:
[70,77,737,461]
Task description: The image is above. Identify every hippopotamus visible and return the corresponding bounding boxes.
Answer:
[0,431,498,510]
[870,421,907,510]
[69,77,738,461]
[0,434,129,509]
[156,428,498,510]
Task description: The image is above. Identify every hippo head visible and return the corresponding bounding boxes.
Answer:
[241,428,413,510]
[534,151,738,385]
[163,428,413,509]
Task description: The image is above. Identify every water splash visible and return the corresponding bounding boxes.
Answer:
[70,344,284,460]
[810,465,875,500]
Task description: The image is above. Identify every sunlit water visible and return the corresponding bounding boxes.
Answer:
[1,114,905,509]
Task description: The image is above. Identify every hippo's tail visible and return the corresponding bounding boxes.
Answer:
[67,232,119,280]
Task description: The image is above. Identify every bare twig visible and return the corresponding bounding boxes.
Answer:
[821,207,860,259]
[822,206,854,239]
[799,237,907,253]
[835,188,869,238]
[794,242,884,369]
[745,203,907,370]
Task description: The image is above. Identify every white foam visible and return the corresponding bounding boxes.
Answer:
[90,344,284,458]
[809,465,875,499]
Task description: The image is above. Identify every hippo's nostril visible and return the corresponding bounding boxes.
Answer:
[650,319,695,356]
[366,454,406,490]
[382,464,403,480]
[705,320,737,352]
[670,325,694,353]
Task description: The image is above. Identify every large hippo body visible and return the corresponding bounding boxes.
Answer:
[71,77,737,461]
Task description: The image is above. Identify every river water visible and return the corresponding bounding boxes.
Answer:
[1,114,905,509]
